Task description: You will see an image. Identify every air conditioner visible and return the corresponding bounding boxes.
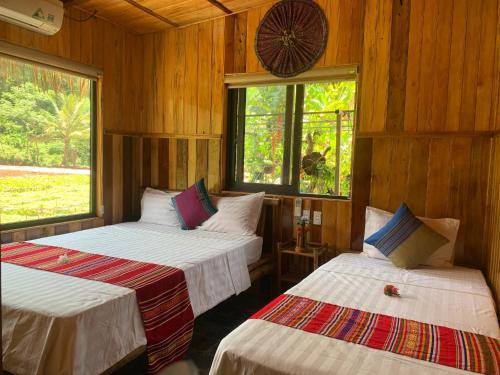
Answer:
[0,0,63,35]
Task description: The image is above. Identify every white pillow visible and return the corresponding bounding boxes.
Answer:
[363,206,460,267]
[139,187,180,226]
[199,192,265,235]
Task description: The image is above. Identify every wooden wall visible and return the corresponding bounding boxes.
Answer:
[239,0,365,74]
[360,0,500,134]
[1,1,499,301]
[111,134,353,252]
[0,9,143,132]
[364,135,491,268]
[0,217,104,244]
[106,135,222,222]
[109,0,365,251]
[356,0,499,302]
[485,136,500,306]
[121,0,500,301]
[355,0,500,300]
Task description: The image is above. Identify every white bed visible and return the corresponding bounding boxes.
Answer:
[210,253,499,375]
[1,222,262,375]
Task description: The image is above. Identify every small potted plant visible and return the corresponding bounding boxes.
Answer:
[295,216,310,253]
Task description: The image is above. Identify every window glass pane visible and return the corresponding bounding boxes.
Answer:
[0,57,93,225]
[243,86,287,184]
[300,81,356,196]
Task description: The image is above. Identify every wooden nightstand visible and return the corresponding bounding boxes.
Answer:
[277,240,328,289]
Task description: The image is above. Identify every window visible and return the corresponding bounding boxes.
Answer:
[227,79,357,198]
[0,56,96,228]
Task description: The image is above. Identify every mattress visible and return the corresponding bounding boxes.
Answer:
[1,222,262,375]
[210,253,500,375]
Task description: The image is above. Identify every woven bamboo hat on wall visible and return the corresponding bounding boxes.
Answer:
[255,0,328,78]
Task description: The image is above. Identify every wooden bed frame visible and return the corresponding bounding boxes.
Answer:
[245,195,282,282]
[101,191,283,374]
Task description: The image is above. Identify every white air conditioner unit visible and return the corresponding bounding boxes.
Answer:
[0,0,63,35]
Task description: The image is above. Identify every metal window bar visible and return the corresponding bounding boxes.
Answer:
[245,113,355,194]
[300,109,354,196]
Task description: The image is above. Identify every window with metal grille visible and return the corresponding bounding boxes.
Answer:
[226,80,356,198]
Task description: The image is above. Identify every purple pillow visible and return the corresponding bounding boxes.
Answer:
[172,179,217,230]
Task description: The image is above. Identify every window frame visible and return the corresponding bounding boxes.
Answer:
[0,57,98,231]
[226,77,357,199]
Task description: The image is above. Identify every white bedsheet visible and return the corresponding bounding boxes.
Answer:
[2,222,261,375]
[210,254,499,375]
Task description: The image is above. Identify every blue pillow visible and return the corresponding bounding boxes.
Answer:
[365,203,449,269]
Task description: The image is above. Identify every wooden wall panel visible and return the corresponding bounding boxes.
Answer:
[240,0,364,73]
[249,196,352,253]
[127,0,500,276]
[119,136,222,223]
[158,139,170,188]
[368,135,492,267]
[359,0,392,133]
[128,0,366,256]
[1,218,104,244]
[386,0,411,132]
[350,138,373,249]
[122,136,133,222]
[11,0,487,282]
[359,0,499,134]
[103,134,114,225]
[140,19,229,136]
[484,136,500,306]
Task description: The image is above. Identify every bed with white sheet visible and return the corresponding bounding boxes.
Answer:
[210,253,500,375]
[1,222,263,375]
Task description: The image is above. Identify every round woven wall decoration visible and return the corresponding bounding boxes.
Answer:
[255,0,328,78]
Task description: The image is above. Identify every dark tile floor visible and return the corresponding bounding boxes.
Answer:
[115,278,278,375]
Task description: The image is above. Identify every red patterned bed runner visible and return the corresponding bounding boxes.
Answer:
[251,294,500,375]
[1,242,194,374]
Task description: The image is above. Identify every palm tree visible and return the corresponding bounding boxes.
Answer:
[42,92,90,167]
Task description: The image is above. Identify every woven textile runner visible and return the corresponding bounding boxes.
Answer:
[1,242,194,374]
[251,294,500,375]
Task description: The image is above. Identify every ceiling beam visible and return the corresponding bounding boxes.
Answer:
[207,0,232,14]
[122,0,179,27]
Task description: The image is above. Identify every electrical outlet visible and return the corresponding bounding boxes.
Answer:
[302,209,310,221]
[294,198,302,217]
[313,211,322,225]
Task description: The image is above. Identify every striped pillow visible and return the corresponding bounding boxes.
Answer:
[172,179,217,230]
[364,203,449,269]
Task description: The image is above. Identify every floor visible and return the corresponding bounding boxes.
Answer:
[115,278,278,375]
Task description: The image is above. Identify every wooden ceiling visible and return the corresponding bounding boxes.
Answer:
[65,0,274,34]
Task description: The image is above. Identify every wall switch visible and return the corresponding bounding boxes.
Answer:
[302,209,311,221]
[294,198,302,217]
[313,211,322,225]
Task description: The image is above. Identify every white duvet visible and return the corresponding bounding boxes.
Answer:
[210,254,499,375]
[1,222,261,375]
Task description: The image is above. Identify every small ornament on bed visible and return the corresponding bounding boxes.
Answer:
[57,253,70,264]
[295,216,310,253]
[384,284,400,297]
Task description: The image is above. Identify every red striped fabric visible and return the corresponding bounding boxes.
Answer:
[251,294,500,375]
[1,242,194,374]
